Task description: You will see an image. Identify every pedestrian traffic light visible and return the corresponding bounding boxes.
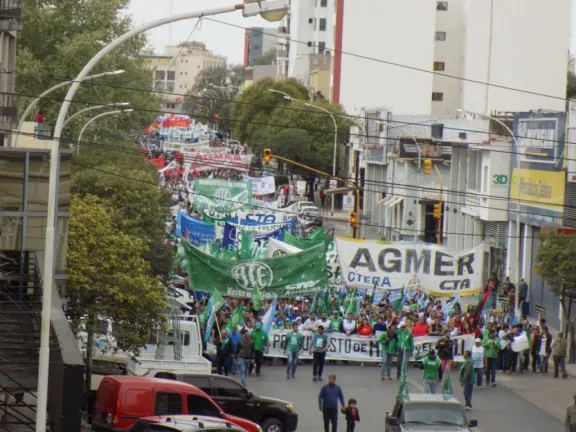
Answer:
[433,203,442,219]
[349,212,357,227]
[263,148,272,165]
[424,159,432,175]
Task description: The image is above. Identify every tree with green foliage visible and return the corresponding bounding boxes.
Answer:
[17,0,159,144]
[536,231,576,362]
[253,49,277,66]
[249,99,351,173]
[567,72,576,101]
[67,194,167,389]
[72,144,174,277]
[231,77,309,144]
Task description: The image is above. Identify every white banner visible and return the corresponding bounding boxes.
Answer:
[267,330,474,362]
[335,238,484,297]
[243,175,276,195]
[267,238,302,258]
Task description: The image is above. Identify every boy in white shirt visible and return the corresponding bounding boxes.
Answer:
[471,338,485,389]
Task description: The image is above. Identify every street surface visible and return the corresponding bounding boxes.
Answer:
[244,363,569,432]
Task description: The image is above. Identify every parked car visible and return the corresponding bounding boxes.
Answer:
[91,376,261,432]
[128,415,247,432]
[153,373,298,432]
[385,394,478,431]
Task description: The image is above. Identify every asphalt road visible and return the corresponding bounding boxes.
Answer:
[243,362,568,432]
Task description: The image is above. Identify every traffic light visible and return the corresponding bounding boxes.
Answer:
[349,212,357,227]
[263,148,272,165]
[424,159,432,175]
[433,203,442,219]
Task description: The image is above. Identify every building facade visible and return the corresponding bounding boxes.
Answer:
[276,0,334,85]
[244,27,276,66]
[332,0,569,116]
[142,42,226,113]
[1,1,21,147]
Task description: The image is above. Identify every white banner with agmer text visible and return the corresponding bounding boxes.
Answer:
[335,238,485,297]
[267,330,474,362]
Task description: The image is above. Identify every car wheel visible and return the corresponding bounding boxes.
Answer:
[261,418,284,432]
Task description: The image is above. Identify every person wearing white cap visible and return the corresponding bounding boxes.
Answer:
[471,337,485,389]
[396,321,414,380]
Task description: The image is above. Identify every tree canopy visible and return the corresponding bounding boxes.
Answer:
[17,0,159,144]
[536,232,576,297]
[230,77,309,144]
[67,194,167,356]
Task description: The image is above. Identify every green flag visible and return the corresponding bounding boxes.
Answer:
[284,230,330,251]
[308,226,326,239]
[193,179,252,213]
[184,241,328,298]
[392,288,405,313]
[240,232,253,260]
[345,288,358,315]
[443,370,453,395]
[226,308,244,332]
[252,287,263,310]
[211,289,226,311]
[397,350,410,398]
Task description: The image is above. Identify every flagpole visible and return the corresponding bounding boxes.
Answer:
[213,305,223,339]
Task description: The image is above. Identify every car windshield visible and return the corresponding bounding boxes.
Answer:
[402,403,466,427]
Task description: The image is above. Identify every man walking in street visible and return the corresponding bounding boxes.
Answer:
[552,331,569,379]
[284,322,304,379]
[482,329,500,387]
[396,321,414,379]
[422,349,441,394]
[566,393,576,432]
[471,338,485,388]
[215,329,233,376]
[379,323,397,380]
[236,330,255,386]
[250,323,269,377]
[460,350,476,411]
[318,374,345,432]
[311,325,329,381]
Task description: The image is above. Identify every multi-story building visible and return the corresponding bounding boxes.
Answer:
[244,27,276,66]
[276,0,334,85]
[0,0,21,147]
[142,41,226,113]
[332,0,569,116]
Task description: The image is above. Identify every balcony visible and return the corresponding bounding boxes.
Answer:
[0,92,18,123]
[462,188,508,221]
[0,0,23,31]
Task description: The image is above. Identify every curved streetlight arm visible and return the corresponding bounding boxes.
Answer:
[268,88,296,101]
[77,109,133,151]
[38,4,289,430]
[15,70,124,146]
[61,103,130,129]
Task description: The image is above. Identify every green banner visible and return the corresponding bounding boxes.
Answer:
[284,230,330,251]
[193,179,252,213]
[183,241,328,298]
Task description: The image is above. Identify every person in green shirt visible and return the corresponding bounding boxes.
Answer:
[379,323,397,380]
[482,329,500,387]
[422,349,441,394]
[250,323,269,377]
[459,350,476,410]
[284,322,304,379]
[328,311,342,333]
[396,321,415,380]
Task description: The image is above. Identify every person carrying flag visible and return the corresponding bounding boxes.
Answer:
[396,322,414,380]
[459,350,476,411]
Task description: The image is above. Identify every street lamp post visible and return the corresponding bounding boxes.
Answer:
[15,70,125,146]
[305,103,338,216]
[457,108,521,319]
[36,3,289,431]
[61,103,130,130]
[76,109,134,152]
[268,88,296,101]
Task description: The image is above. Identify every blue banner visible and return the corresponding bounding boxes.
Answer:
[176,211,182,237]
[179,211,216,245]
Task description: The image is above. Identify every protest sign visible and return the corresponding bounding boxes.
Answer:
[243,175,276,195]
[178,211,215,245]
[267,330,474,362]
[184,242,328,298]
[335,238,484,297]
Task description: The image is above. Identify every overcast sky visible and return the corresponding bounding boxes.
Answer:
[127,0,576,65]
[126,0,274,64]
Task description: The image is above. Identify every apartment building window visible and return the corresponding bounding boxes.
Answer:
[155,71,165,80]
[319,18,327,31]
[437,2,448,10]
[432,92,444,101]
[167,71,176,80]
[320,0,327,6]
[435,31,446,41]
[433,62,445,71]
[318,41,326,53]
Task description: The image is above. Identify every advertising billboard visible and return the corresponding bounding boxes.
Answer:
[510,112,566,226]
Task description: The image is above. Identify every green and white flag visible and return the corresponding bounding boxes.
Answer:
[193,179,252,213]
[226,307,244,332]
[184,241,328,299]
